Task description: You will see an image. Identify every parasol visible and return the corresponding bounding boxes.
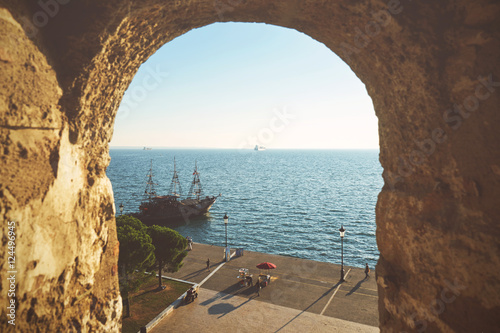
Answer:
[256,262,277,270]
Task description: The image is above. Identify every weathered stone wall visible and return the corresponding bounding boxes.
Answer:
[0,0,498,331]
[0,2,121,331]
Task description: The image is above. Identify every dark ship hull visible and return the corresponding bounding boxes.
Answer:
[132,195,217,226]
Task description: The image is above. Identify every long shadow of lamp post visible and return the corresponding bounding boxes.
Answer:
[339,225,346,282]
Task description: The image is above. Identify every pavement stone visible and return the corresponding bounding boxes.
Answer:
[150,288,379,333]
[151,243,379,331]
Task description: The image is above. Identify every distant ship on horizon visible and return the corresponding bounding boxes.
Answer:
[143,147,152,150]
[254,145,266,151]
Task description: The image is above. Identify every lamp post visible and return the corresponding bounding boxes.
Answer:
[224,213,229,262]
[119,203,124,215]
[339,225,346,282]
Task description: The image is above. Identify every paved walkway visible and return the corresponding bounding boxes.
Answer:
[151,288,378,333]
[151,243,379,332]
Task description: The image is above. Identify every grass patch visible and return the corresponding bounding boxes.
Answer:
[122,277,191,333]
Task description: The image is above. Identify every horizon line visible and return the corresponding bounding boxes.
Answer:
[109,146,380,150]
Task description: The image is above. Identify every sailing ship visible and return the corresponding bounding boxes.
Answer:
[132,159,218,226]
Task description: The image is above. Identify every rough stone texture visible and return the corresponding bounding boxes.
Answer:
[0,0,499,332]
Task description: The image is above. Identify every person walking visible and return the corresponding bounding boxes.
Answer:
[247,275,253,286]
[365,263,370,279]
[256,279,261,296]
[206,258,210,272]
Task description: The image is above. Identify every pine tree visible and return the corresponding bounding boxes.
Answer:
[147,225,188,289]
[116,215,155,318]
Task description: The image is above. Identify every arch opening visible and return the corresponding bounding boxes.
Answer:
[107,21,383,328]
[108,21,382,266]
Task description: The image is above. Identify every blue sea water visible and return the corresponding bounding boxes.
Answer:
[107,149,383,269]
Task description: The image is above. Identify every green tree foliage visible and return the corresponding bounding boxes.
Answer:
[116,215,156,317]
[116,214,146,232]
[147,225,188,289]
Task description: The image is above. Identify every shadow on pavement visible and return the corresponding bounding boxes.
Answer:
[274,281,341,333]
[208,302,236,315]
[179,267,210,281]
[207,296,257,319]
[200,282,260,306]
[201,282,261,305]
[345,277,368,296]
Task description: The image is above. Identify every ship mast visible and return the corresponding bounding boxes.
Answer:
[188,160,203,200]
[168,157,183,198]
[144,159,158,201]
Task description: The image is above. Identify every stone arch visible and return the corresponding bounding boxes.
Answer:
[1,0,499,331]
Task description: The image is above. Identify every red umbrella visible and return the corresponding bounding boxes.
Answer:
[256,262,277,270]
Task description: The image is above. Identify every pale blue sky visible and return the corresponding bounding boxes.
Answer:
[110,22,379,149]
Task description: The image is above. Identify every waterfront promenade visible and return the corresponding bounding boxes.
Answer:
[150,243,379,332]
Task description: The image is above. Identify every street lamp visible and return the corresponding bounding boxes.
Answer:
[224,213,229,262]
[339,225,346,282]
[119,203,124,215]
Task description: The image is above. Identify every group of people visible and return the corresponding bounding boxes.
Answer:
[238,274,262,295]
[245,275,269,296]
[253,275,271,296]
[186,236,193,250]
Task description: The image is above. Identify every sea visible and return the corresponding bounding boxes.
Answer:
[107,149,383,269]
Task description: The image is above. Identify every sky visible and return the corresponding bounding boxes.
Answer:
[110,22,379,149]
